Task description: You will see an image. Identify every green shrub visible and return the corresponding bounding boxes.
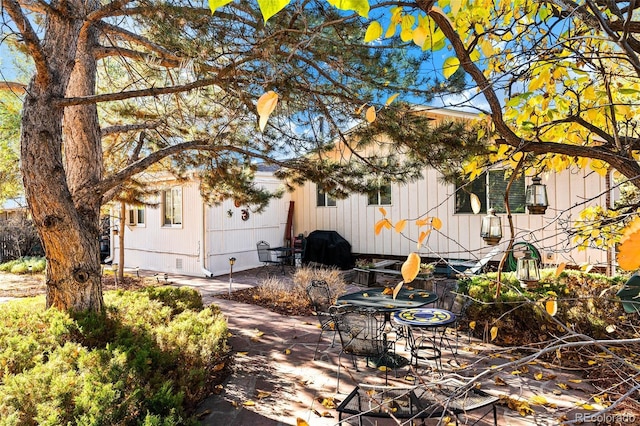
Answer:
[0,256,46,274]
[457,269,629,345]
[0,287,229,425]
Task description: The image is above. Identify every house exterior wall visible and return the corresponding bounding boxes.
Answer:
[290,166,611,268]
[114,172,292,277]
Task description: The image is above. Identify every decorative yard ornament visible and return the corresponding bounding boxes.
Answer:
[481,208,502,245]
[516,250,540,288]
[241,209,250,221]
[525,176,549,214]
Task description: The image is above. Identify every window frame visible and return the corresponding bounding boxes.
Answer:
[367,183,392,206]
[126,207,146,227]
[162,187,183,227]
[316,187,336,207]
[455,170,526,214]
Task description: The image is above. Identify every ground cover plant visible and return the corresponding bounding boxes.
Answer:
[457,269,640,417]
[0,287,229,425]
[0,256,46,274]
[217,266,348,316]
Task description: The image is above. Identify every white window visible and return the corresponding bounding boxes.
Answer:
[316,187,336,207]
[367,183,392,206]
[127,207,145,226]
[455,170,526,214]
[162,187,182,226]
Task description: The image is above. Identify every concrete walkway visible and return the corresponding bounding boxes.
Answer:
[135,268,602,426]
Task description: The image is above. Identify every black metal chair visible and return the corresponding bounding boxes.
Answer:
[331,305,395,393]
[256,240,284,276]
[305,280,337,360]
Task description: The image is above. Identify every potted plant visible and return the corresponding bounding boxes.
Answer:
[412,263,436,290]
[354,259,376,286]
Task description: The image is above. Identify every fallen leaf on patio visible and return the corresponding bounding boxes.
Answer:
[606,324,616,333]
[321,411,333,418]
[530,395,548,406]
[231,401,239,407]
[296,418,310,426]
[469,321,476,330]
[243,400,255,406]
[284,349,291,355]
[587,360,597,365]
[511,370,522,375]
[236,351,249,356]
[499,395,534,416]
[490,326,498,341]
[212,362,225,372]
[311,409,321,417]
[254,329,264,337]
[534,372,544,380]
[378,365,389,372]
[362,293,369,297]
[382,287,393,295]
[568,379,582,383]
[317,397,336,409]
[404,375,416,382]
[494,376,507,386]
[557,382,569,390]
[581,403,595,410]
[256,390,271,399]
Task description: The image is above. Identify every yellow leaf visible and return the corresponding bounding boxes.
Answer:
[243,400,256,406]
[530,395,548,406]
[555,263,566,277]
[617,220,640,270]
[284,349,291,355]
[432,217,443,230]
[534,372,543,380]
[392,281,404,299]
[364,21,382,42]
[379,207,387,216]
[257,91,279,132]
[494,376,507,386]
[417,229,431,247]
[568,379,582,383]
[378,365,389,372]
[470,193,482,214]
[375,219,388,235]
[545,299,558,316]
[557,382,568,390]
[212,362,225,371]
[443,56,460,79]
[296,418,310,426]
[401,252,421,283]
[415,218,429,226]
[469,320,476,330]
[582,404,595,410]
[490,326,498,341]
[394,219,407,233]
[385,93,400,106]
[237,351,248,356]
[450,0,462,15]
[256,390,271,399]
[366,106,376,123]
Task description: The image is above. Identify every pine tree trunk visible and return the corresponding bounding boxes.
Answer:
[20,0,104,312]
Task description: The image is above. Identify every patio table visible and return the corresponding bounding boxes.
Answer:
[392,307,456,369]
[337,287,438,312]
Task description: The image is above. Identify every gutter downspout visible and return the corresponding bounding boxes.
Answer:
[201,199,214,278]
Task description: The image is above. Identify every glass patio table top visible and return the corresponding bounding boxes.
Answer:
[337,287,438,311]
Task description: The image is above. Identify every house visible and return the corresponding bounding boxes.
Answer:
[109,170,294,277]
[113,108,613,276]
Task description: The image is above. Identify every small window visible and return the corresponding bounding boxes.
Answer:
[162,187,182,226]
[455,170,526,214]
[127,207,145,226]
[316,187,336,207]
[367,183,391,206]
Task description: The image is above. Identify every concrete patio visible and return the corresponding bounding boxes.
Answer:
[134,267,607,426]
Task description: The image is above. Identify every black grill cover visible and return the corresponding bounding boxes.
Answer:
[303,230,354,270]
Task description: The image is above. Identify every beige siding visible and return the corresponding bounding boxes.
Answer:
[292,167,611,269]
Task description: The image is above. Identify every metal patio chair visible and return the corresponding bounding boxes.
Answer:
[331,305,395,393]
[256,240,284,277]
[306,280,337,360]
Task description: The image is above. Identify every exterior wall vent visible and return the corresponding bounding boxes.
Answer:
[176,258,183,270]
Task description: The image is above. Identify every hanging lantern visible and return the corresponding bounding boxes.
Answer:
[517,250,540,288]
[481,208,502,245]
[525,176,549,214]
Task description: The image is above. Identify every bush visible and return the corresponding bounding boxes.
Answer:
[0,256,46,274]
[457,269,630,345]
[0,287,229,425]
[292,266,347,301]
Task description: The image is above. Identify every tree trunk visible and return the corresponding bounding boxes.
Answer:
[21,0,104,312]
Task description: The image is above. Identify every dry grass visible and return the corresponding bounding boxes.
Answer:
[291,266,347,302]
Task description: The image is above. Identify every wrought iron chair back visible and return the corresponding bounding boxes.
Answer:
[305,280,337,360]
[330,305,393,392]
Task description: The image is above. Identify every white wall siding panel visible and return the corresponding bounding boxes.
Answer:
[293,166,611,268]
